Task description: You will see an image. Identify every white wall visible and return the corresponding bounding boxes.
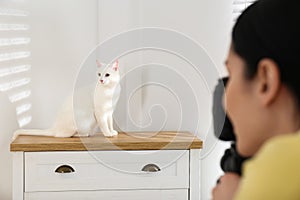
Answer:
[0,1,98,199]
[28,0,98,128]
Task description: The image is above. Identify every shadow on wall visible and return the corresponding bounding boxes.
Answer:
[0,92,19,200]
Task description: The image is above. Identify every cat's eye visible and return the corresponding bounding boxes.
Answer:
[105,73,110,77]
[98,73,101,77]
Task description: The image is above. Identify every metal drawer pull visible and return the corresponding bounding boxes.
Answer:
[55,165,75,173]
[141,164,161,172]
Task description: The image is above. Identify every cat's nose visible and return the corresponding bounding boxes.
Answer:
[100,80,104,83]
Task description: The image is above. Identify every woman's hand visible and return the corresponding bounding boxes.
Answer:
[212,173,241,200]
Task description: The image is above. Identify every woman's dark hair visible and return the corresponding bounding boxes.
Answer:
[232,0,300,104]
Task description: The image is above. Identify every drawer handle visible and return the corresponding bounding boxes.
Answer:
[141,164,161,172]
[55,165,75,174]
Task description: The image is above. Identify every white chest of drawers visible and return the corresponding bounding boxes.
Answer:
[11,132,202,200]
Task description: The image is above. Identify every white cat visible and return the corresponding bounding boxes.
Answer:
[13,60,121,139]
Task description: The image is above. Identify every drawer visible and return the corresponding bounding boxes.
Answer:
[25,150,189,192]
[25,189,188,200]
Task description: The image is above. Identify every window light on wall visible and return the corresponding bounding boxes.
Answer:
[0,4,32,128]
[233,0,256,22]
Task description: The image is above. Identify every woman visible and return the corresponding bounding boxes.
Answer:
[212,0,300,199]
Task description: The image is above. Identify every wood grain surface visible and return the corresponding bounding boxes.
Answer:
[10,131,202,152]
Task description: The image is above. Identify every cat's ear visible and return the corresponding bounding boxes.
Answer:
[96,60,102,68]
[112,60,119,71]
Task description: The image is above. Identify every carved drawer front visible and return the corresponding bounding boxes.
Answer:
[25,150,189,192]
[24,189,188,200]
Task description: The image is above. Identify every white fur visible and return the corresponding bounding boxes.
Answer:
[13,61,121,139]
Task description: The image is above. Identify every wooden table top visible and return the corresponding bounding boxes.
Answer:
[10,131,202,152]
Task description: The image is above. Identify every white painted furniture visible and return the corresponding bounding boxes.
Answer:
[11,132,202,200]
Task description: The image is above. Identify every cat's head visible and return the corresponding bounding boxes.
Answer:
[96,60,120,86]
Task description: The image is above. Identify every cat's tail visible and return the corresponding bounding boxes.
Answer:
[12,129,55,140]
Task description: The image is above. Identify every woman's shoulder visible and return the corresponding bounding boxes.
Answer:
[261,132,300,157]
[245,131,300,172]
[235,133,300,200]
[236,132,300,200]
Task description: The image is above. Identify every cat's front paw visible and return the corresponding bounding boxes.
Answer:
[102,132,114,137]
[111,130,118,136]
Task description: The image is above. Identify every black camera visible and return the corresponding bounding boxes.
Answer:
[212,77,249,175]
